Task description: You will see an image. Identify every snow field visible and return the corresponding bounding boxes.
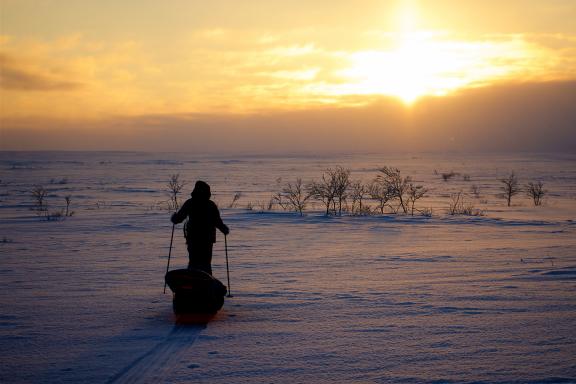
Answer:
[1,151,575,383]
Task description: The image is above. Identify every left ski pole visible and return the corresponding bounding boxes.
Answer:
[163,223,175,294]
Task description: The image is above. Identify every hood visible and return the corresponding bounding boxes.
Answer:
[191,180,211,200]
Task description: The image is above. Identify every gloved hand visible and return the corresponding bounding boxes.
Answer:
[222,225,230,235]
[170,213,178,224]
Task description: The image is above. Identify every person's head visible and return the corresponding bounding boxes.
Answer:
[191,180,211,200]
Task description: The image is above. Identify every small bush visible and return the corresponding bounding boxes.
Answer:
[448,191,483,216]
[64,195,74,216]
[350,181,370,215]
[46,210,64,221]
[499,171,520,207]
[526,181,546,206]
[406,183,427,216]
[441,171,459,182]
[470,184,481,198]
[419,207,433,217]
[369,181,394,214]
[307,166,350,216]
[374,166,411,214]
[264,196,275,211]
[275,178,311,216]
[228,192,242,208]
[95,200,108,210]
[31,185,49,219]
[167,174,186,211]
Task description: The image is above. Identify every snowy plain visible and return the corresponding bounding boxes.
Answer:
[0,151,575,383]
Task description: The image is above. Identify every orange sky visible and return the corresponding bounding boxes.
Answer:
[1,0,575,152]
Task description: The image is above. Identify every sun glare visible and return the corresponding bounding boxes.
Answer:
[339,32,471,104]
[332,2,531,105]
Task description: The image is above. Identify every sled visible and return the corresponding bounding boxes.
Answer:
[165,268,227,314]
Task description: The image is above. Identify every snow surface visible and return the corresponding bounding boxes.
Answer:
[1,151,575,383]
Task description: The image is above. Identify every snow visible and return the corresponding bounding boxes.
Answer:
[1,151,575,383]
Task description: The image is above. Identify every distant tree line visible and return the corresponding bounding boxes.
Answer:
[21,167,551,221]
[271,167,548,217]
[273,166,429,217]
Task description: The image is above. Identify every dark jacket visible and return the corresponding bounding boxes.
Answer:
[171,181,227,243]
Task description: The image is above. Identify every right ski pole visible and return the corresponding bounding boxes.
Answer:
[163,223,175,294]
[225,234,232,298]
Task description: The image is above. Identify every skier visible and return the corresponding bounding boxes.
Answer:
[171,180,229,275]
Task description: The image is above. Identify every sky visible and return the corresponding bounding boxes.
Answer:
[1,0,575,152]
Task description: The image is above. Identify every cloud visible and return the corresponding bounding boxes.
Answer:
[0,54,83,91]
[1,27,575,120]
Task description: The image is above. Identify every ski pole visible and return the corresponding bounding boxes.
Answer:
[163,223,175,294]
[225,234,232,297]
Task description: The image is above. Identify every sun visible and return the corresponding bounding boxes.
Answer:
[331,2,524,105]
[339,31,471,104]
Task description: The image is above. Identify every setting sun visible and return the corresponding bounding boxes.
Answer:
[330,2,538,105]
[338,32,469,104]
[335,30,529,105]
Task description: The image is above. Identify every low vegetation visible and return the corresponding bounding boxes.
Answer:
[499,172,521,207]
[448,191,483,216]
[30,185,74,220]
[275,178,311,216]
[224,166,546,217]
[526,181,546,206]
[24,166,550,221]
[167,174,185,211]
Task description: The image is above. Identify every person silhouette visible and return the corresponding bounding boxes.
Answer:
[171,181,229,275]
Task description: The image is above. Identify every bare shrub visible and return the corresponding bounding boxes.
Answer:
[448,191,483,216]
[167,174,186,211]
[441,171,459,182]
[256,196,275,211]
[276,178,310,216]
[374,166,411,214]
[64,195,74,216]
[229,192,242,208]
[46,210,64,221]
[448,191,463,215]
[406,183,428,216]
[31,185,48,215]
[307,180,331,215]
[307,166,350,216]
[267,197,275,211]
[350,181,370,215]
[332,166,351,215]
[369,181,394,214]
[526,181,546,206]
[256,200,273,212]
[95,200,108,210]
[470,184,481,198]
[419,207,433,217]
[499,171,520,207]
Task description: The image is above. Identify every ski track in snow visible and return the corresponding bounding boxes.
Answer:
[107,324,206,384]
